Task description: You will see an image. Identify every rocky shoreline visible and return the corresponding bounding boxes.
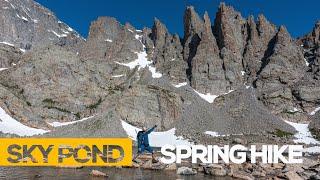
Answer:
[86,152,320,180]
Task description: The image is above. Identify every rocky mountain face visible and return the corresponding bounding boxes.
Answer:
[297,21,320,136]
[0,0,83,56]
[178,4,312,123]
[0,1,319,140]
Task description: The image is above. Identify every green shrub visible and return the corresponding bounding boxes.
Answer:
[87,98,102,110]
[45,106,71,113]
[273,129,293,137]
[42,98,56,104]
[74,112,81,119]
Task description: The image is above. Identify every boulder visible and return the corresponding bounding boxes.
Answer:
[142,159,153,169]
[165,163,177,171]
[252,170,266,177]
[231,171,254,180]
[233,138,247,145]
[90,170,107,177]
[285,171,303,180]
[177,167,197,175]
[204,164,227,176]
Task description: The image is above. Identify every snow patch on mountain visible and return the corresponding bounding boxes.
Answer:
[193,90,218,103]
[310,106,320,115]
[112,74,124,78]
[0,42,14,47]
[205,131,220,137]
[121,120,191,147]
[148,66,162,78]
[0,107,48,136]
[48,116,94,127]
[0,68,9,71]
[304,58,309,66]
[115,34,162,78]
[48,30,68,38]
[288,107,300,113]
[284,120,320,145]
[173,82,188,88]
[16,14,28,22]
[0,42,25,53]
[205,131,243,137]
[303,146,320,154]
[193,89,234,103]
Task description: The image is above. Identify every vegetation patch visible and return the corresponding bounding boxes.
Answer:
[26,101,32,106]
[271,129,293,138]
[44,105,71,113]
[87,97,102,110]
[74,112,81,119]
[42,98,56,105]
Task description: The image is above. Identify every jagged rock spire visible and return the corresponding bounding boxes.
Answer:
[183,6,204,41]
[150,18,188,84]
[151,18,168,47]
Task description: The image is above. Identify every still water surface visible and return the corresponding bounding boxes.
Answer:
[0,167,233,179]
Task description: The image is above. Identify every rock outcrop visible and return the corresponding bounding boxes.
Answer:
[213,3,247,89]
[188,11,228,94]
[0,46,103,128]
[243,15,277,83]
[255,26,306,120]
[310,111,320,138]
[149,18,188,84]
[294,22,320,113]
[0,43,22,68]
[0,0,83,53]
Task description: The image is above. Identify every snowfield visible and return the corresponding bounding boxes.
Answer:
[205,131,243,137]
[303,146,320,154]
[121,120,191,147]
[205,131,220,137]
[193,90,218,103]
[0,107,48,136]
[284,120,319,145]
[115,34,162,79]
[193,89,234,103]
[48,116,94,127]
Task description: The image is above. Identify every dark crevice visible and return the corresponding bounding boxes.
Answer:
[212,24,223,51]
[242,22,251,77]
[185,34,201,83]
[253,35,277,88]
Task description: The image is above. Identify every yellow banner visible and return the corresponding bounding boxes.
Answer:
[0,138,132,166]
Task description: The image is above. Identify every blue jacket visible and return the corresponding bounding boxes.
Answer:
[137,126,156,147]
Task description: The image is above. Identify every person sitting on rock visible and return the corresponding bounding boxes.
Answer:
[133,125,157,163]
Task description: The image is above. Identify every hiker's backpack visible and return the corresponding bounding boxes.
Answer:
[137,131,144,147]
